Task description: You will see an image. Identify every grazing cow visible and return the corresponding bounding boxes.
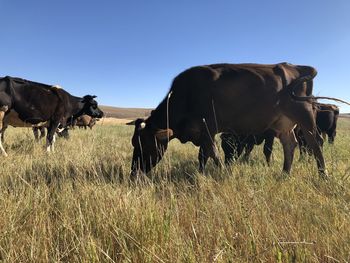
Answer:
[315,103,339,143]
[296,103,339,156]
[0,76,104,155]
[74,115,98,129]
[220,130,275,165]
[130,63,327,178]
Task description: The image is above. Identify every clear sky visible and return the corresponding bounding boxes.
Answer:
[1,0,350,112]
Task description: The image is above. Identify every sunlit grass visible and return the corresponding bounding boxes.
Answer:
[0,120,349,262]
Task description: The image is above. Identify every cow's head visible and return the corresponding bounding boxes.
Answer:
[81,95,104,118]
[129,118,173,177]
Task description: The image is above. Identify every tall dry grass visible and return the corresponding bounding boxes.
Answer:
[0,120,349,262]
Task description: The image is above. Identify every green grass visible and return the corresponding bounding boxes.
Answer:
[0,120,349,262]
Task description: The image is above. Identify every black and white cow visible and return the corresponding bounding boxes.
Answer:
[0,76,103,155]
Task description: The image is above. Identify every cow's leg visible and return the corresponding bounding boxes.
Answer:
[327,130,335,144]
[298,138,306,159]
[235,142,244,161]
[221,134,240,165]
[300,128,327,177]
[33,128,40,141]
[294,108,327,177]
[46,123,59,152]
[0,131,6,157]
[227,141,243,164]
[327,121,337,144]
[198,142,220,173]
[279,131,297,174]
[0,108,8,156]
[40,127,46,140]
[263,136,274,165]
[242,142,254,163]
[198,146,209,173]
[1,125,5,142]
[0,127,7,157]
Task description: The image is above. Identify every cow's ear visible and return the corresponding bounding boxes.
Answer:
[155,129,173,142]
[82,95,96,103]
[126,120,136,125]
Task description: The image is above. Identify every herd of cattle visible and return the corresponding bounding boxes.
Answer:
[0,62,346,179]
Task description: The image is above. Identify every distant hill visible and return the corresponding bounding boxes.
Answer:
[340,113,350,118]
[100,106,350,120]
[100,106,153,119]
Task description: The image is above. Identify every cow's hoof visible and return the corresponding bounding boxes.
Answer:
[319,170,329,180]
[277,171,290,181]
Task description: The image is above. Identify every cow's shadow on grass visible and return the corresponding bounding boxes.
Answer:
[15,153,331,192]
[4,136,37,155]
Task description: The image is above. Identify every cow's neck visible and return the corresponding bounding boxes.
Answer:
[70,97,86,121]
[147,99,175,130]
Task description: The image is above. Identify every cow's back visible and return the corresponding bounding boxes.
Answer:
[1,77,63,126]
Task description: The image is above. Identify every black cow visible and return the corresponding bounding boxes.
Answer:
[296,103,339,156]
[220,130,275,165]
[0,76,103,155]
[315,103,339,143]
[129,63,327,178]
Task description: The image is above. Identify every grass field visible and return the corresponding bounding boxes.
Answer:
[0,118,349,262]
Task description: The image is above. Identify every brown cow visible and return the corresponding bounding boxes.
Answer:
[130,63,327,178]
[296,103,339,156]
[74,115,98,129]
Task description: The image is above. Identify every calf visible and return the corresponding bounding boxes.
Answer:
[74,115,98,129]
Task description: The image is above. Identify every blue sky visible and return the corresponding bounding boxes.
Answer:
[1,0,350,112]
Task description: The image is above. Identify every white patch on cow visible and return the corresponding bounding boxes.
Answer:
[140,122,146,129]
[51,135,56,152]
[0,133,7,157]
[46,138,51,152]
[0,108,8,156]
[52,85,62,89]
[57,127,65,133]
[0,108,6,126]
[46,135,56,152]
[0,105,9,112]
[4,110,48,128]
